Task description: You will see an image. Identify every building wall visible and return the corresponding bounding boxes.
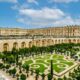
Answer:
[27,26,80,37]
[0,28,28,35]
[0,26,80,37]
[0,39,32,51]
[0,26,80,52]
[0,38,80,52]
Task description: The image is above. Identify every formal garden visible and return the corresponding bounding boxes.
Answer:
[0,43,80,80]
[23,54,75,75]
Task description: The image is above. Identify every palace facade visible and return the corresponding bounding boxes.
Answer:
[0,25,80,52]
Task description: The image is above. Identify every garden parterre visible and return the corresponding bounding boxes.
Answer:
[22,53,75,75]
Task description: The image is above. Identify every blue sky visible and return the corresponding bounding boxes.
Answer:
[0,0,80,29]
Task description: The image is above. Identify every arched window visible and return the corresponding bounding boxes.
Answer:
[73,39,76,43]
[21,42,26,48]
[42,40,45,46]
[58,40,60,44]
[55,40,57,44]
[36,41,38,47]
[3,43,9,51]
[13,42,18,49]
[77,39,79,43]
[29,41,32,48]
[68,39,71,43]
[47,40,49,46]
[52,40,54,45]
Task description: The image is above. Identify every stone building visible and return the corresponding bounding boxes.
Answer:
[0,25,80,52]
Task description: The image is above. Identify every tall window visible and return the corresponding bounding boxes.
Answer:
[3,43,9,51]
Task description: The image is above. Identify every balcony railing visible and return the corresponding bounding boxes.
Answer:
[0,35,80,40]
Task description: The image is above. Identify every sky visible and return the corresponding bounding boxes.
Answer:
[0,0,80,29]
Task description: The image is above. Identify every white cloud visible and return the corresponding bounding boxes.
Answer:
[17,18,25,23]
[17,16,80,28]
[19,7,65,20]
[17,7,80,28]
[27,0,38,5]
[50,0,79,3]
[11,5,19,10]
[53,16,80,26]
[55,16,74,25]
[11,3,30,10]
[0,0,17,3]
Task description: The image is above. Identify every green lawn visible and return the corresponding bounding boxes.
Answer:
[22,54,75,74]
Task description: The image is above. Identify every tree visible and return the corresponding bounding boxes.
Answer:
[31,69,33,75]
[2,51,7,63]
[41,73,45,80]
[25,64,29,77]
[0,53,4,59]
[63,75,67,80]
[15,51,19,66]
[11,68,16,78]
[11,47,19,64]
[76,75,80,80]
[0,63,4,69]
[22,64,29,77]
[16,73,19,80]
[18,62,22,73]
[5,64,10,72]
[58,78,63,80]
[7,55,15,64]
[0,52,6,63]
[20,74,26,80]
[35,69,40,80]
[50,60,53,76]
[48,73,52,80]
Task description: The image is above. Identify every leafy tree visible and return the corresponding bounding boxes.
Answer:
[5,64,10,72]
[58,78,63,80]
[20,74,26,80]
[50,60,53,76]
[31,69,33,75]
[25,64,29,77]
[11,68,16,77]
[16,73,19,80]
[41,73,45,80]
[48,73,52,80]
[35,69,40,80]
[18,62,22,73]
[0,63,4,69]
